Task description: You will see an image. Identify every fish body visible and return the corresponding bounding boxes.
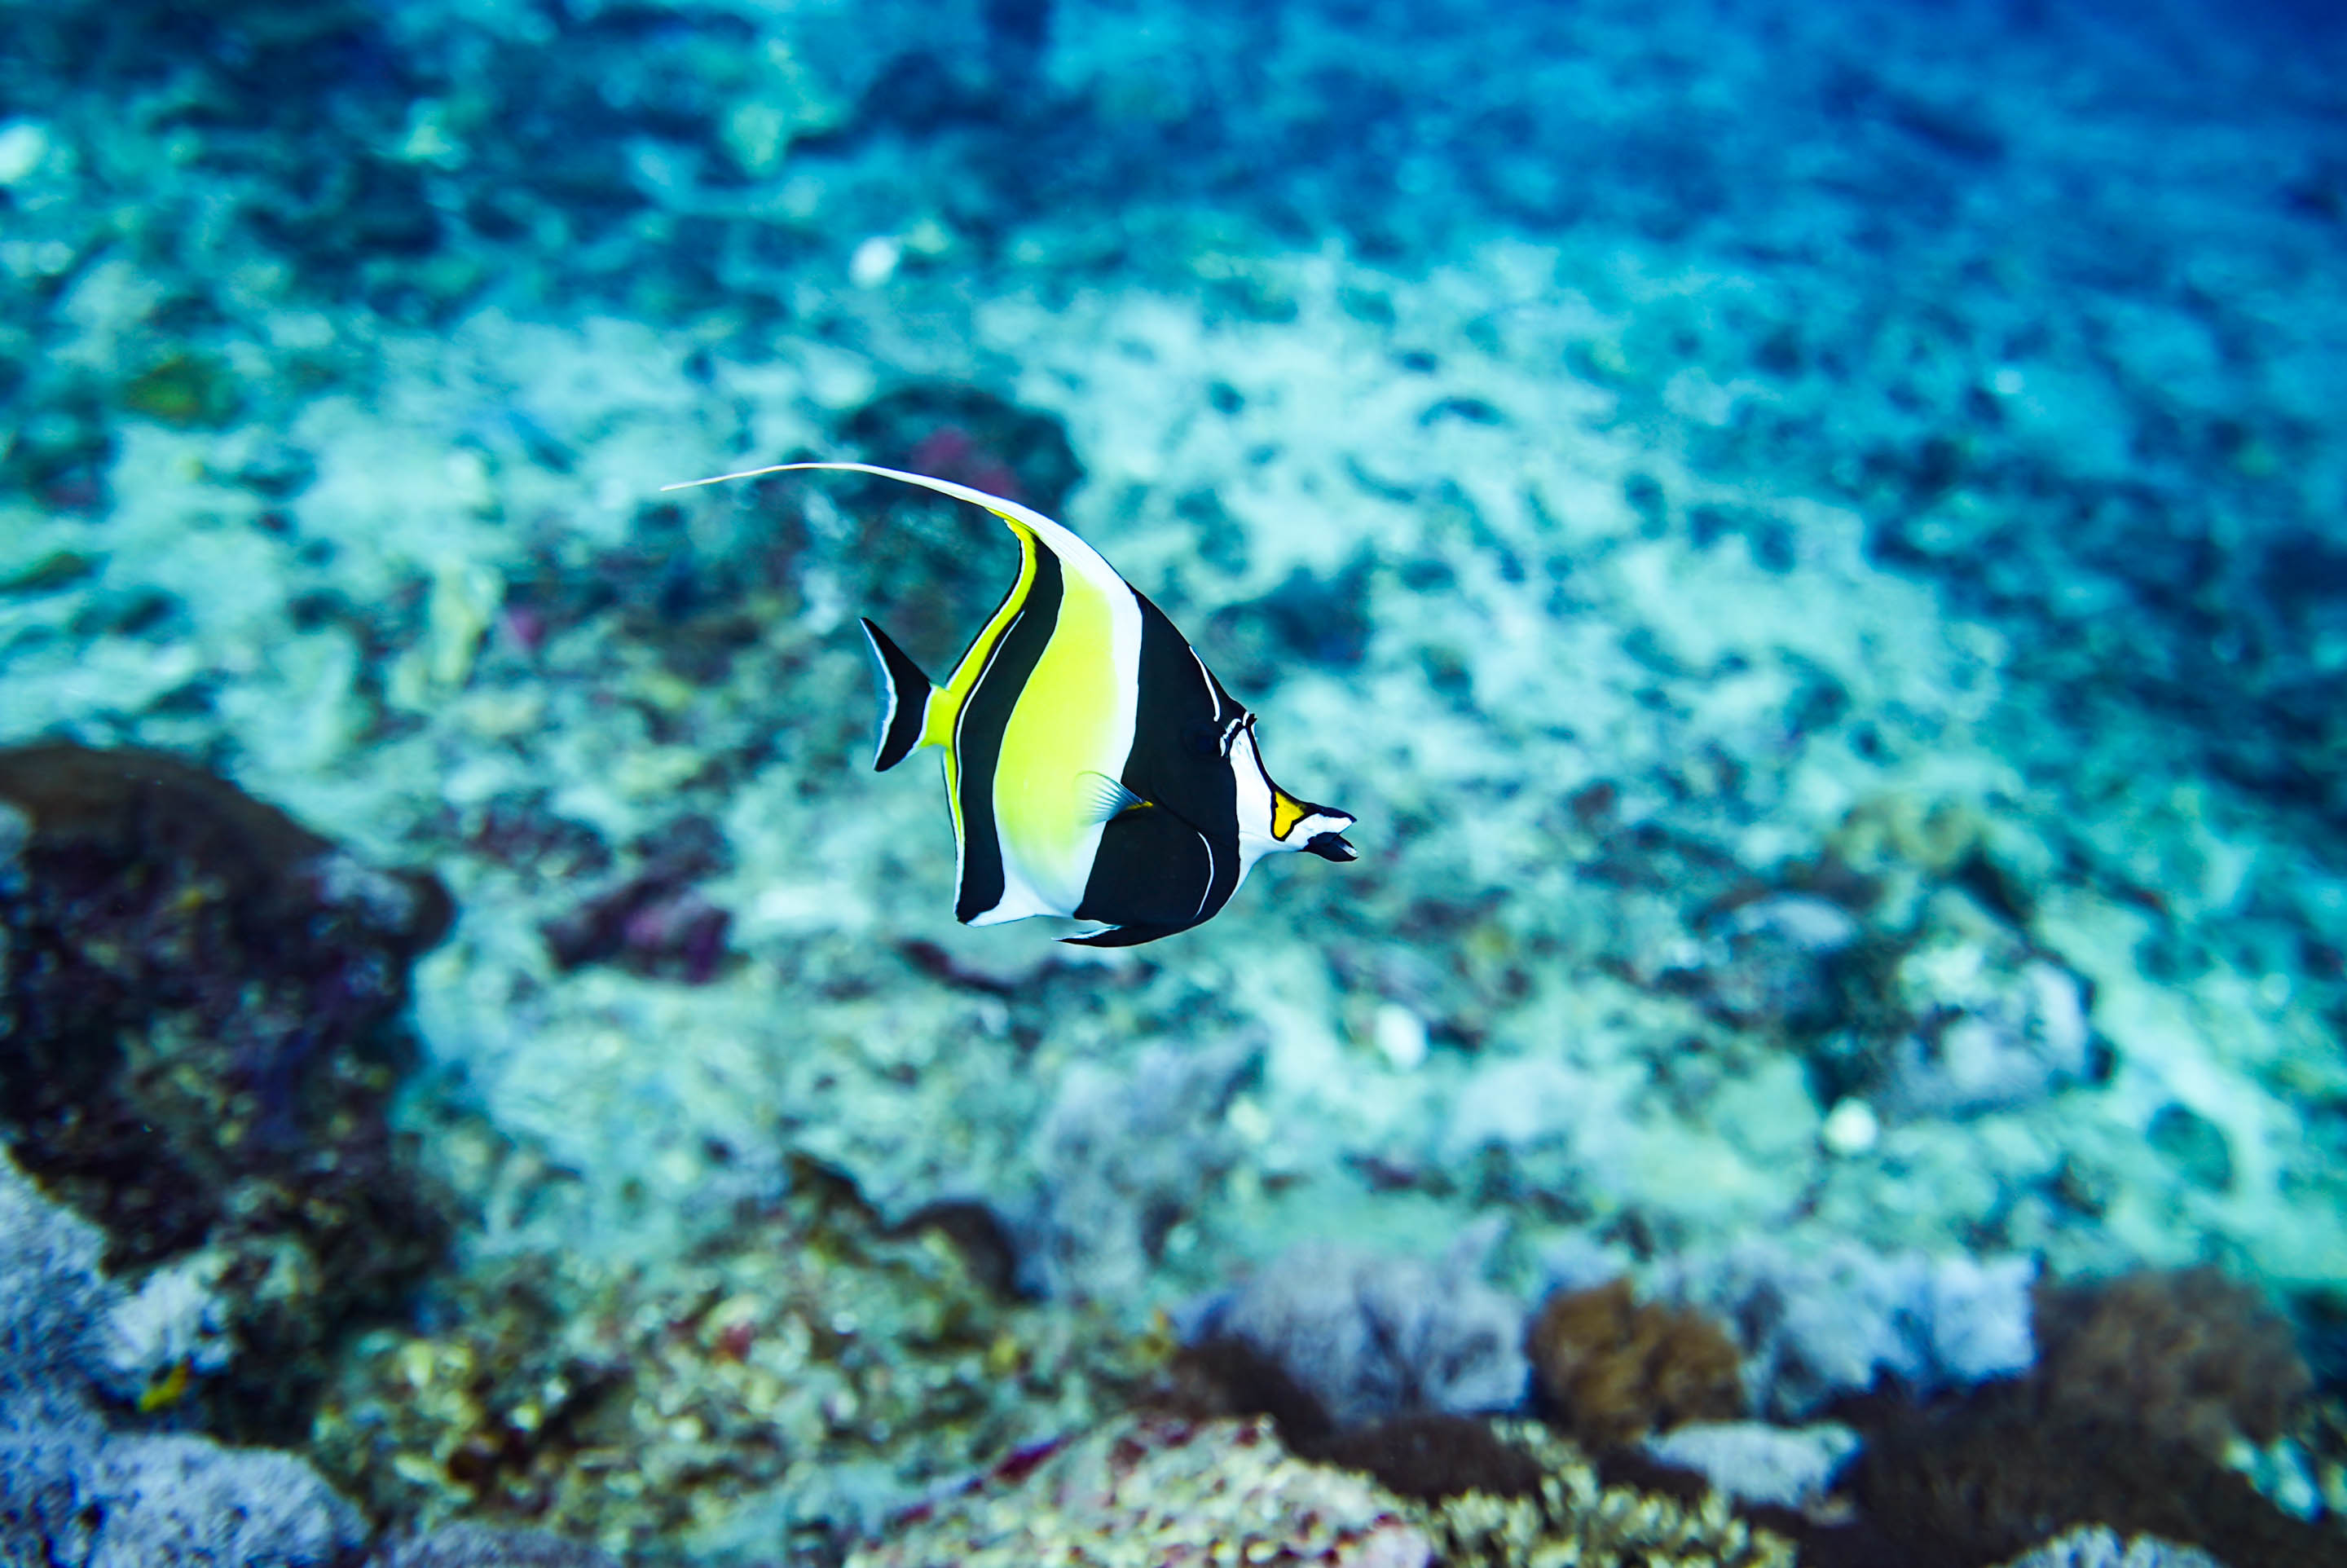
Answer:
[667,461,1356,945]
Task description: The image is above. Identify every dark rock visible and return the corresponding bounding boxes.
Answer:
[218,436,319,500]
[1306,1412,1548,1504]
[1681,894,1866,1035]
[1419,395,1505,426]
[0,396,115,512]
[0,743,456,1447]
[455,791,612,887]
[1149,1336,1337,1448]
[841,384,1082,517]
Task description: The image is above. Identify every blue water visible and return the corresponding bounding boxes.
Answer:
[1,1,2342,1564]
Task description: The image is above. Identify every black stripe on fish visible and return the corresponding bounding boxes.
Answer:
[953,546,1064,924]
[1072,804,1218,938]
[1072,591,1243,937]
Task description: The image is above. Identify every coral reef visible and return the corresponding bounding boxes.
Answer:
[5,0,2347,1560]
[848,1408,1797,1568]
[849,1416,1433,1567]
[1191,1231,1530,1429]
[1148,1333,1341,1447]
[1769,1264,2340,1567]
[1649,1238,2037,1420]
[0,743,456,1442]
[310,1159,1151,1559]
[1803,882,2099,1122]
[1310,1412,1551,1504]
[1523,1277,1746,1448]
[1397,1420,1794,1568]
[0,1145,368,1567]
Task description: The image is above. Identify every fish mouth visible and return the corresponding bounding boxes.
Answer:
[1305,832,1357,862]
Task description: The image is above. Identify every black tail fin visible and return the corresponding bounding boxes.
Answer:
[860,618,934,773]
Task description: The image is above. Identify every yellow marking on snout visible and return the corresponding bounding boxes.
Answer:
[1272,788,1310,840]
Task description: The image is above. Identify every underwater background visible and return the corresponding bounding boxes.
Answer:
[2,0,2345,1563]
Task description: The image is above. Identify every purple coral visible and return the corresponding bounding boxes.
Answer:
[1191,1227,1530,1430]
[1649,1238,2037,1420]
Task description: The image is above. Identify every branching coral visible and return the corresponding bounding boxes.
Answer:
[311,1161,1155,1558]
[846,1414,1433,1568]
[1395,1420,1794,1568]
[852,1409,1796,1568]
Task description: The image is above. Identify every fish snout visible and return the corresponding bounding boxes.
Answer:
[1305,831,1358,861]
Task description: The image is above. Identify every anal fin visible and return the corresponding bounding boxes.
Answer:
[1061,921,1186,948]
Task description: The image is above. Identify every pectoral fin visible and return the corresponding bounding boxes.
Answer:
[1077,771,1147,824]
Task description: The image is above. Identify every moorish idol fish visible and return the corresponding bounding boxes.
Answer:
[663,461,1357,946]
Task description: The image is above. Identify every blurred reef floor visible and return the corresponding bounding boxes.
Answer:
[2,0,2345,1562]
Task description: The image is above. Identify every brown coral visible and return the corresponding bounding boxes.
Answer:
[1525,1279,1746,1448]
[2034,1267,2313,1456]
